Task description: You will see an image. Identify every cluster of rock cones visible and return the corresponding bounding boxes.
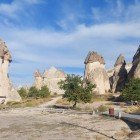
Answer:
[84,46,140,94]
[0,37,140,103]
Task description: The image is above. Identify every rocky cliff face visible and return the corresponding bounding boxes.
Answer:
[110,54,128,93]
[84,52,110,94]
[0,39,21,104]
[34,67,66,94]
[128,46,140,79]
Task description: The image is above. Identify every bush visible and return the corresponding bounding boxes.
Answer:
[18,87,27,98]
[121,78,140,102]
[39,86,50,98]
[28,86,39,98]
[96,105,108,112]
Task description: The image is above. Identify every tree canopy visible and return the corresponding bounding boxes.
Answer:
[121,78,140,101]
[59,74,95,107]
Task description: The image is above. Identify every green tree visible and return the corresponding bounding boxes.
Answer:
[59,74,95,108]
[39,86,50,98]
[121,78,140,101]
[28,86,39,98]
[18,87,27,98]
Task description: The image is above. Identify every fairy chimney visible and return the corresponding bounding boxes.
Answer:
[0,39,21,104]
[110,54,127,93]
[84,51,110,94]
[34,70,43,90]
[128,46,140,79]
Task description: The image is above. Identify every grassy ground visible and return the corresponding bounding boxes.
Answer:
[0,97,52,110]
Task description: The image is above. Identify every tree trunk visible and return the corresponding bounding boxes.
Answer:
[73,101,77,108]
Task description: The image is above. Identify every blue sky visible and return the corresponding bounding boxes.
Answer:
[0,0,139,86]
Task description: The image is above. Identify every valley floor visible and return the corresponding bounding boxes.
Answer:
[0,98,139,140]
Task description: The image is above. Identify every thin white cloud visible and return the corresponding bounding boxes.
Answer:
[0,0,139,85]
[0,0,44,18]
[1,21,139,68]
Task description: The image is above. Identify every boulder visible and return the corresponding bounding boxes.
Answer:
[84,51,110,94]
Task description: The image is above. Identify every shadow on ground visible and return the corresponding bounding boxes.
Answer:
[122,119,140,131]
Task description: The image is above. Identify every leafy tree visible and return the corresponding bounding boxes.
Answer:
[39,86,50,98]
[59,74,95,108]
[18,87,27,98]
[28,86,39,98]
[121,78,140,101]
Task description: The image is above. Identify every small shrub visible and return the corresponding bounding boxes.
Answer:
[39,86,50,98]
[97,105,108,112]
[54,92,58,96]
[28,86,39,98]
[18,87,27,98]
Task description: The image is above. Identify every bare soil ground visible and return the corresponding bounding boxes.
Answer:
[0,98,139,140]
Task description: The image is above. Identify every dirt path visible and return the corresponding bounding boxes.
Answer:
[39,96,62,108]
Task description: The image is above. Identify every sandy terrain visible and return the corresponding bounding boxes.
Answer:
[0,98,139,140]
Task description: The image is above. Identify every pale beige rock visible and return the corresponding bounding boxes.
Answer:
[128,46,140,79]
[34,66,67,94]
[0,39,21,104]
[43,66,66,94]
[107,63,132,78]
[84,52,110,94]
[110,54,128,93]
[34,70,43,90]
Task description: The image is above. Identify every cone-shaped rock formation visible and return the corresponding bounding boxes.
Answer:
[0,39,21,104]
[110,54,127,93]
[84,51,110,94]
[128,46,140,79]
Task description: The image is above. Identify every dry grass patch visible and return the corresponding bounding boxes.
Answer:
[76,103,93,112]
[125,106,140,115]
[56,98,71,106]
[0,97,52,109]
[90,94,114,103]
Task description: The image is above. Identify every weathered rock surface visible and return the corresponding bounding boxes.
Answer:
[84,51,110,94]
[0,39,21,104]
[34,70,43,90]
[107,63,132,78]
[128,46,140,79]
[34,66,67,94]
[110,54,128,93]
